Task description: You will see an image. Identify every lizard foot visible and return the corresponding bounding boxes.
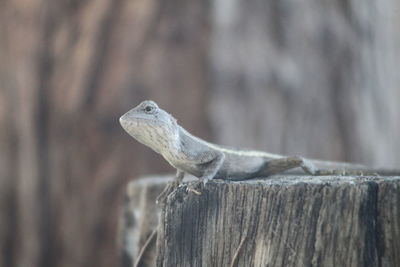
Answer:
[299,157,318,175]
[186,187,202,195]
[185,179,208,195]
[156,180,181,204]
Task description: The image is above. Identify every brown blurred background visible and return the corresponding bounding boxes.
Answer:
[1,0,400,266]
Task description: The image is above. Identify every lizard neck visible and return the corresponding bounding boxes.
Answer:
[150,122,180,155]
[160,126,189,159]
[160,125,208,165]
[124,116,180,155]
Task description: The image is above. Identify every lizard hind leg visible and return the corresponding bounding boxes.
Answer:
[298,157,318,175]
[261,156,318,176]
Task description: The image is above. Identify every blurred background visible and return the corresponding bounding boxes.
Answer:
[1,0,400,266]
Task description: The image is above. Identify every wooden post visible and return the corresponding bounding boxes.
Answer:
[122,175,400,267]
[119,176,169,267]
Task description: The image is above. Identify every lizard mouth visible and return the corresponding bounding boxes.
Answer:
[119,113,139,131]
[119,113,130,127]
[119,113,158,130]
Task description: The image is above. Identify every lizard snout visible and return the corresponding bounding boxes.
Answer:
[119,112,131,129]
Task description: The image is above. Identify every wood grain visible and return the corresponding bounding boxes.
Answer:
[147,175,400,267]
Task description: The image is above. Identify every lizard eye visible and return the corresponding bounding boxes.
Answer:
[144,105,156,113]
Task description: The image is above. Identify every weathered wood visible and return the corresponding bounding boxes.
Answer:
[119,175,199,267]
[119,176,168,267]
[125,175,400,267]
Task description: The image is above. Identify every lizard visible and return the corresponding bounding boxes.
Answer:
[119,100,399,197]
[120,100,400,266]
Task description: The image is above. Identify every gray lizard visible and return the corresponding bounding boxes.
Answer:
[120,100,399,266]
[120,100,398,195]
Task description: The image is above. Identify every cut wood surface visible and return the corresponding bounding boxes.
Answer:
[123,175,400,267]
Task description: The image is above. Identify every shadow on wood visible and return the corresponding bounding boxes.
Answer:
[121,175,400,267]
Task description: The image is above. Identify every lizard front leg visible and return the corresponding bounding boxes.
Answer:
[156,169,185,204]
[186,151,225,195]
[200,152,225,184]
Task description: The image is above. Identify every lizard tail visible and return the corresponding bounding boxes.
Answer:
[310,160,400,176]
[309,159,366,170]
[315,168,400,176]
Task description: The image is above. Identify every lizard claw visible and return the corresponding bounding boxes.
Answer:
[185,179,206,195]
[186,186,202,195]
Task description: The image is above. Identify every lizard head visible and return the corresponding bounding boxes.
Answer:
[119,100,179,153]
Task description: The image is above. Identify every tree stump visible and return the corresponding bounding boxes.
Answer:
[122,175,400,267]
[119,176,169,267]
